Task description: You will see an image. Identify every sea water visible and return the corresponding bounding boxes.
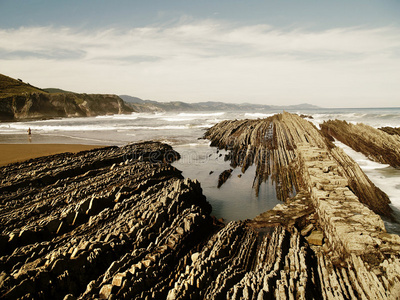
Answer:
[1,107,399,224]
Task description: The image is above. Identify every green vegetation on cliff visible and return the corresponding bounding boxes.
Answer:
[0,74,45,96]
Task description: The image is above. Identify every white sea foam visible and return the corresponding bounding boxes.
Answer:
[244,113,274,118]
[178,112,225,117]
[162,117,195,122]
[95,114,139,120]
[334,141,400,210]
[6,124,119,132]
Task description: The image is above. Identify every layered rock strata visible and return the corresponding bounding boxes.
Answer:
[205,113,391,216]
[321,120,400,168]
[379,126,400,137]
[0,142,215,299]
[205,112,400,298]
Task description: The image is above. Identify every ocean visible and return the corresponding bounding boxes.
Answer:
[1,107,400,230]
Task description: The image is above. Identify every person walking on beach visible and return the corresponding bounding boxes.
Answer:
[27,127,32,142]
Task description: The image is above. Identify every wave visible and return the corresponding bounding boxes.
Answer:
[162,117,195,122]
[5,124,120,132]
[95,114,139,120]
[177,112,226,117]
[244,113,274,118]
[0,123,213,134]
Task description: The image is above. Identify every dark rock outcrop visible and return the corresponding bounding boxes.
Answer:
[217,169,233,188]
[321,120,400,168]
[379,126,400,137]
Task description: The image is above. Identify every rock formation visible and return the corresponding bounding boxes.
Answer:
[205,112,392,217]
[0,142,216,299]
[217,169,233,188]
[1,114,400,299]
[0,73,134,121]
[205,112,400,298]
[379,126,400,137]
[0,92,134,121]
[321,120,400,169]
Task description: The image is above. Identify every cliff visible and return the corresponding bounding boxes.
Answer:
[0,74,134,121]
[0,93,134,121]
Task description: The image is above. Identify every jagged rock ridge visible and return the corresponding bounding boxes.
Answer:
[379,126,400,137]
[205,113,391,217]
[0,142,215,299]
[205,112,400,298]
[321,120,400,169]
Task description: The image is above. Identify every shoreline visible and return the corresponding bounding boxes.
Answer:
[0,143,103,166]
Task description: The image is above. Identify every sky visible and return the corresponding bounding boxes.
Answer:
[0,0,399,107]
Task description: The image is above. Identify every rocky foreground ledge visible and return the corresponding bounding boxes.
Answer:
[1,115,400,299]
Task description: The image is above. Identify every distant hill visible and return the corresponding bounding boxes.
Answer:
[120,95,320,112]
[0,74,45,95]
[0,74,134,121]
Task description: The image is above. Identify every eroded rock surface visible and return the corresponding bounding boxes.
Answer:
[0,92,134,121]
[205,112,391,216]
[0,142,214,299]
[321,120,400,168]
[205,112,400,298]
[379,126,400,137]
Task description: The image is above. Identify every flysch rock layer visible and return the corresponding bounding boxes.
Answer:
[205,112,400,299]
[379,126,400,137]
[0,142,215,299]
[321,120,400,169]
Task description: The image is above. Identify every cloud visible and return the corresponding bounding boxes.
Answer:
[1,21,399,107]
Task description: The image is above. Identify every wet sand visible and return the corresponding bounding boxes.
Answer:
[0,144,102,166]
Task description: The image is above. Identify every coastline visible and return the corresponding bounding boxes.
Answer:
[0,143,102,166]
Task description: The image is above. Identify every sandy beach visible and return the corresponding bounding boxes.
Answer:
[0,144,102,166]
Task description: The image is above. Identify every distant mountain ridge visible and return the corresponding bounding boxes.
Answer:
[120,94,320,112]
[0,74,134,121]
[0,73,320,121]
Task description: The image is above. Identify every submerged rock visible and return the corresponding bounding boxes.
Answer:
[217,168,233,188]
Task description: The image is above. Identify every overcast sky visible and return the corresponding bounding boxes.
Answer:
[1,0,399,107]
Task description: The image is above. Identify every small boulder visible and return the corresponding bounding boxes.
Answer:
[306,231,324,246]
